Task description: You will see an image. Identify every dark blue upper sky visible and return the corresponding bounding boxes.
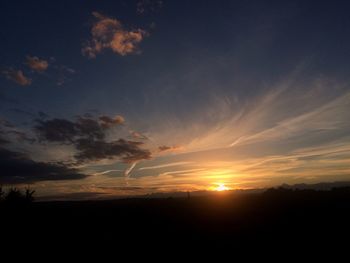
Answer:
[1,0,349,117]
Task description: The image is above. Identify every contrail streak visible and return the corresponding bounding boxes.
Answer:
[124,162,137,179]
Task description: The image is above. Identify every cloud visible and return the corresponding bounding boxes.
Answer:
[35,115,124,143]
[93,169,123,176]
[34,115,152,165]
[0,118,14,128]
[34,115,117,143]
[2,69,32,86]
[139,161,193,171]
[0,117,35,144]
[124,162,137,178]
[158,145,182,153]
[129,130,148,140]
[76,116,105,140]
[0,133,9,145]
[35,118,81,143]
[0,147,87,184]
[82,12,148,58]
[99,115,125,128]
[25,56,49,72]
[2,56,67,87]
[5,130,36,143]
[74,138,151,164]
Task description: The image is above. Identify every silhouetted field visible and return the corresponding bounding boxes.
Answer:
[2,187,350,253]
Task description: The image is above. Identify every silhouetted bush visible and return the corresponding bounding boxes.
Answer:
[1,187,35,205]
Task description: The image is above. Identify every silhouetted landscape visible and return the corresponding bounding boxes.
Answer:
[2,183,350,252]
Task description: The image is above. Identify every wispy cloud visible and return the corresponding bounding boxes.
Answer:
[93,169,123,176]
[139,161,193,171]
[115,75,350,190]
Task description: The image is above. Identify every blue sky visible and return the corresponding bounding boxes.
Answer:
[1,0,350,199]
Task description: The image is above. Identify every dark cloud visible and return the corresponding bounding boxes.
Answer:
[35,115,124,144]
[35,118,79,144]
[76,116,105,140]
[35,116,152,164]
[0,118,83,184]
[158,145,182,153]
[5,130,35,143]
[75,138,151,164]
[0,134,9,145]
[0,119,14,128]
[159,145,171,151]
[0,147,87,184]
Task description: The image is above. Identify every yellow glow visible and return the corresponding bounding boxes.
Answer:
[215,183,229,191]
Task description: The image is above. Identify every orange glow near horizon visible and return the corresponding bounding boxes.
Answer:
[214,183,230,191]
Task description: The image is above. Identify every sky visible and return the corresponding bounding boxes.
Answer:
[1,0,350,200]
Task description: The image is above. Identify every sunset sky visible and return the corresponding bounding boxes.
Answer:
[1,0,350,200]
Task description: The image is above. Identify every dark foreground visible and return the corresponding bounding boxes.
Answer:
[2,188,350,255]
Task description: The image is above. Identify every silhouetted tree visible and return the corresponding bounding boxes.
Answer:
[4,187,35,205]
[25,187,35,202]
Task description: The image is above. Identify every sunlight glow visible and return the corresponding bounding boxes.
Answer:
[215,183,229,191]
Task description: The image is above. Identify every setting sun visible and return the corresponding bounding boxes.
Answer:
[215,183,229,191]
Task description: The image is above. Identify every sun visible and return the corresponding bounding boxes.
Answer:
[215,183,229,191]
